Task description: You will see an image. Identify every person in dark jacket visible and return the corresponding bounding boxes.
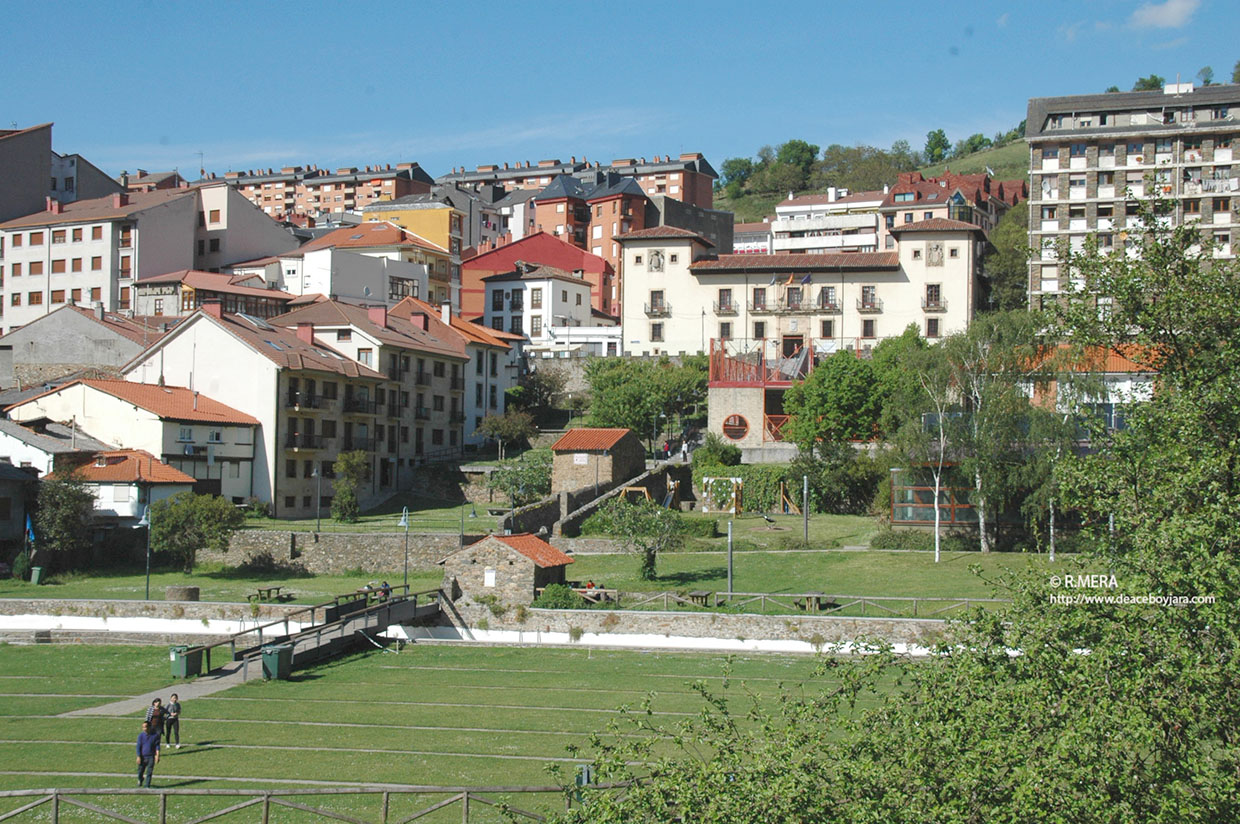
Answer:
[164,694,182,749]
[144,698,164,740]
[136,721,160,787]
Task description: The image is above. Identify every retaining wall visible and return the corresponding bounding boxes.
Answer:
[211,531,491,574]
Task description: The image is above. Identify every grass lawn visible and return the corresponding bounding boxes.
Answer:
[0,644,866,821]
[675,512,878,551]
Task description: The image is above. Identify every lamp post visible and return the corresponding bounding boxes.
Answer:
[397,506,410,588]
[312,465,322,533]
[137,506,152,601]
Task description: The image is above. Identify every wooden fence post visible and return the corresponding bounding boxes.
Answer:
[51,791,58,823]
[461,791,470,823]
[159,792,167,824]
[261,793,270,824]
[382,791,390,823]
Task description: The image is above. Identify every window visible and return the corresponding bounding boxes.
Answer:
[904,213,913,224]
[1070,143,1087,157]
[651,322,664,342]
[51,259,65,274]
[72,228,82,242]
[752,287,766,309]
[50,290,64,304]
[894,192,915,202]
[949,247,959,258]
[923,211,933,220]
[885,236,895,249]
[1041,146,1058,159]
[28,292,41,305]
[722,414,749,440]
[492,290,504,311]
[286,459,297,479]
[509,316,522,334]
[576,293,582,306]
[10,235,19,247]
[926,318,940,338]
[813,316,835,340]
[208,209,221,223]
[862,319,875,338]
[634,255,643,265]
[71,288,81,302]
[90,256,102,271]
[9,263,19,277]
[91,226,102,240]
[1213,198,1230,212]
[861,285,876,307]
[52,230,66,243]
[925,284,942,308]
[71,258,82,272]
[90,287,100,300]
[9,294,18,306]
[208,238,220,252]
[29,261,43,275]
[118,287,130,309]
[669,254,678,264]
[754,321,766,338]
[29,232,43,245]
[912,249,922,260]
[561,290,567,302]
[1069,175,1086,189]
[719,322,732,339]
[208,429,223,443]
[1184,200,1201,214]
[531,316,543,336]
[284,496,295,509]
[530,287,542,308]
[433,361,445,378]
[1127,142,1143,155]
[357,348,373,366]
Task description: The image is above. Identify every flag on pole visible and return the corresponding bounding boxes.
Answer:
[768,274,778,286]
[784,273,795,286]
[800,272,813,285]
[24,514,34,547]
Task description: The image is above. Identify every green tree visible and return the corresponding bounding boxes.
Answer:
[601,498,685,580]
[782,351,879,453]
[585,357,705,452]
[690,432,741,469]
[982,201,1030,310]
[33,474,94,567]
[1132,73,1165,91]
[1197,65,1214,86]
[869,324,927,437]
[1233,58,1240,84]
[488,449,552,507]
[512,367,566,422]
[953,132,992,158]
[719,156,755,189]
[923,128,951,163]
[1104,84,1121,93]
[891,344,954,561]
[330,450,368,523]
[150,492,244,573]
[474,410,536,460]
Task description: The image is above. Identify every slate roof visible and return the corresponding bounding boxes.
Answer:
[0,420,112,454]
[533,175,590,202]
[689,252,900,272]
[481,264,592,286]
[550,428,633,452]
[62,305,179,345]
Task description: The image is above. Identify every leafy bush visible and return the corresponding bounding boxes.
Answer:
[11,550,30,581]
[533,583,587,609]
[488,448,553,506]
[693,464,788,513]
[869,526,972,553]
[681,518,719,538]
[692,432,741,469]
[790,449,885,515]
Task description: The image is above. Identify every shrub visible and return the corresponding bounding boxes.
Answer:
[681,518,719,539]
[869,526,973,552]
[533,583,587,609]
[692,432,741,469]
[11,550,30,581]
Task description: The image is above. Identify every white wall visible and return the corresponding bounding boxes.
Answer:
[195,185,299,271]
[7,383,166,453]
[282,248,428,305]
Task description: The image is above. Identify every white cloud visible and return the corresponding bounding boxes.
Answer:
[1129,0,1200,29]
[1150,35,1189,50]
[1058,20,1087,42]
[996,12,1009,27]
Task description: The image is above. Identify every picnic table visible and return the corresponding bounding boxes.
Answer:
[794,592,829,611]
[576,587,615,604]
[689,590,714,607]
[249,586,293,604]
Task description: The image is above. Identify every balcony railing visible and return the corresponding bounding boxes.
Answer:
[284,393,327,409]
[341,437,375,451]
[414,372,432,387]
[713,300,738,316]
[816,298,841,313]
[450,411,466,424]
[284,434,324,450]
[922,297,948,313]
[386,366,407,381]
[414,406,430,420]
[857,298,884,314]
[343,398,378,414]
[450,377,465,391]
[644,302,671,317]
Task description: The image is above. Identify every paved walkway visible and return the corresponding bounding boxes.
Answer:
[59,661,247,718]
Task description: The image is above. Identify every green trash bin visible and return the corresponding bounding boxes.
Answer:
[29,566,43,585]
[170,645,202,679]
[261,644,293,680]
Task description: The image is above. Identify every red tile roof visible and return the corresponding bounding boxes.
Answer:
[392,297,512,350]
[462,231,613,276]
[615,225,713,245]
[888,218,985,234]
[550,428,633,451]
[777,189,886,208]
[138,269,295,301]
[491,534,575,568]
[270,300,467,360]
[7,378,260,424]
[733,222,773,233]
[197,312,388,379]
[293,221,447,256]
[690,252,899,272]
[0,189,195,229]
[56,449,196,485]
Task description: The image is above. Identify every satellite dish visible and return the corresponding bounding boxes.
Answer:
[363,286,372,297]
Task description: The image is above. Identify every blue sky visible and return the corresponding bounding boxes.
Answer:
[3,0,1235,179]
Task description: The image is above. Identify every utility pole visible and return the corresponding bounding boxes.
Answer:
[727,520,734,594]
[802,475,809,547]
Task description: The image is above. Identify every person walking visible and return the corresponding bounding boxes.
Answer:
[144,698,164,742]
[680,440,689,462]
[164,694,182,749]
[136,721,160,787]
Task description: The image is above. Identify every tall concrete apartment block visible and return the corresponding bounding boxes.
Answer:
[1026,83,1240,308]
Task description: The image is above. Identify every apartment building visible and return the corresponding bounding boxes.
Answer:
[388,298,520,447]
[437,152,718,208]
[461,231,615,318]
[772,188,885,254]
[733,222,773,254]
[5,379,259,503]
[0,184,299,333]
[215,163,434,219]
[123,303,390,518]
[119,170,188,193]
[228,246,429,308]
[1025,83,1240,307]
[0,123,52,222]
[878,171,1025,250]
[482,264,594,342]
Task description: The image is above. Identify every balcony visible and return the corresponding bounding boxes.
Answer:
[414,406,430,421]
[284,393,327,410]
[857,298,884,314]
[343,398,378,415]
[385,366,407,381]
[450,377,465,391]
[748,301,773,314]
[815,298,841,314]
[644,302,671,318]
[450,411,466,424]
[284,434,324,450]
[414,371,432,387]
[713,300,738,316]
[922,297,948,313]
[341,437,375,451]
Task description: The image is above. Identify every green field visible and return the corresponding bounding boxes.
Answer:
[0,644,852,822]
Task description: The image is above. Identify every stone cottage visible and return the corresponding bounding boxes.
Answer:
[549,428,645,495]
[441,533,574,605]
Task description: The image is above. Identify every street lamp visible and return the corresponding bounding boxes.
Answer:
[137,505,152,601]
[312,465,322,533]
[397,506,410,588]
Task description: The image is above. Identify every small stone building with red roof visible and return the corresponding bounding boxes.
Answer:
[549,428,645,495]
[51,448,195,526]
[441,533,574,605]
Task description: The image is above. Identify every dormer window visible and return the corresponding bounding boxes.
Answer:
[894,192,915,203]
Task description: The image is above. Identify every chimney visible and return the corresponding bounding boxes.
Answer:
[296,322,315,343]
[202,299,222,319]
[93,301,105,320]
[367,305,388,328]
[112,192,129,208]
[828,187,837,202]
[193,391,199,411]
[46,196,62,214]
[440,302,451,324]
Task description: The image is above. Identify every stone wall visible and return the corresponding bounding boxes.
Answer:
[0,597,306,622]
[556,463,679,537]
[549,536,626,554]
[215,530,490,575]
[450,602,946,648]
[498,496,560,536]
